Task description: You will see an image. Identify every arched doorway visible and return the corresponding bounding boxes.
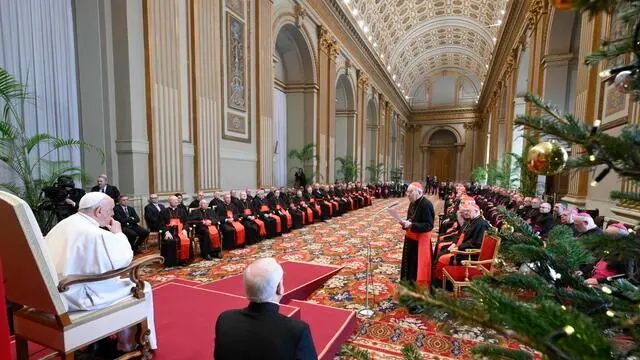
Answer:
[335,73,356,166]
[274,23,315,186]
[426,129,457,181]
[365,97,378,181]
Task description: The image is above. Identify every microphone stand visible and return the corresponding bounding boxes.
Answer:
[359,201,400,317]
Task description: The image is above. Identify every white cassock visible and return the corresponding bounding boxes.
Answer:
[44,212,157,350]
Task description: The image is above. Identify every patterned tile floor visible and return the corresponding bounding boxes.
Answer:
[140,197,531,359]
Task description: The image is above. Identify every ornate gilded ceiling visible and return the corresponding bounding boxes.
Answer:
[340,0,508,106]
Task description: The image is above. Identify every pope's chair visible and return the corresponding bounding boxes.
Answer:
[0,191,163,359]
[442,233,501,296]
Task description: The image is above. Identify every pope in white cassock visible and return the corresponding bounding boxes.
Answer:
[44,192,158,352]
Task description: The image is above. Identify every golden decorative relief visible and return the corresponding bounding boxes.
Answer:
[226,0,244,19]
[294,3,306,28]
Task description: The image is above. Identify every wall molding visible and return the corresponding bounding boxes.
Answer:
[479,0,531,110]
[220,148,258,162]
[310,0,410,117]
[115,139,150,154]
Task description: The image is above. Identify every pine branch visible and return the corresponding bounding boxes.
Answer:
[581,233,640,265]
[610,190,640,202]
[400,344,423,360]
[571,0,625,17]
[471,345,534,360]
[517,95,640,182]
[337,344,370,360]
[584,41,634,66]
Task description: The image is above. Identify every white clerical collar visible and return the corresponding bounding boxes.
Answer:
[77,212,100,227]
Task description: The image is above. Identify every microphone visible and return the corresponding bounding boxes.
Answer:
[382,202,400,210]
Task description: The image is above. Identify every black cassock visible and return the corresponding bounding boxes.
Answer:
[303,192,324,220]
[280,194,303,229]
[188,208,221,257]
[215,202,245,249]
[400,196,435,283]
[237,200,261,245]
[159,207,192,266]
[435,215,489,264]
[253,197,280,238]
[267,195,293,233]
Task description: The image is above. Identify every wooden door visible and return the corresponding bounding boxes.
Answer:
[429,148,455,181]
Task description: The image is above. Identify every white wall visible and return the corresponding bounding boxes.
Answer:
[335,115,348,161]
[0,0,81,187]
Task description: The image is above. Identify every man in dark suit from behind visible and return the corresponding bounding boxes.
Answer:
[113,195,149,254]
[214,257,317,360]
[144,193,165,232]
[90,174,120,201]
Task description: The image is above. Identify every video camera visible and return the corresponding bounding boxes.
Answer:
[42,176,75,203]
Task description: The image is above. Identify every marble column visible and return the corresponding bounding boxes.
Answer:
[317,26,338,183]
[356,71,368,181]
[73,0,119,187]
[503,52,517,156]
[455,144,464,181]
[74,0,150,195]
[421,146,429,180]
[384,103,392,180]
[562,13,603,207]
[256,0,274,187]
[377,93,386,166]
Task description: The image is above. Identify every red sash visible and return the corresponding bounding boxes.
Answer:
[169,218,190,261]
[305,208,313,223]
[277,205,293,229]
[253,219,267,236]
[435,234,465,280]
[406,229,432,287]
[206,225,221,249]
[262,205,282,232]
[226,210,245,245]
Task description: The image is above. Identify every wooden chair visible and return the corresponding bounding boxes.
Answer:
[0,191,163,360]
[442,233,501,296]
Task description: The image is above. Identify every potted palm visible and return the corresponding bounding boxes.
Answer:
[0,67,104,233]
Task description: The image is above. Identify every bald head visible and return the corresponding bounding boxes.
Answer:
[407,182,424,202]
[199,199,208,209]
[168,195,179,207]
[243,258,284,303]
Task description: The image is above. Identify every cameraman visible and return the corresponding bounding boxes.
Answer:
[49,176,85,221]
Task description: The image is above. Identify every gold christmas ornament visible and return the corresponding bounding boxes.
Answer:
[501,223,514,234]
[526,141,568,175]
[551,0,574,9]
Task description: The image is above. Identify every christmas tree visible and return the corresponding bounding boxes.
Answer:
[398,1,640,359]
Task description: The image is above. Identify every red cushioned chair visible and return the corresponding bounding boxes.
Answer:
[442,233,501,296]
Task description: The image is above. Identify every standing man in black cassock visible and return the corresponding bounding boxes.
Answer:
[398,182,435,291]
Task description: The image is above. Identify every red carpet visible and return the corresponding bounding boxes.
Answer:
[9,339,55,360]
[198,261,342,303]
[152,281,300,359]
[286,300,357,360]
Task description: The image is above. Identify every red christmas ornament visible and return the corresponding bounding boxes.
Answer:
[552,0,575,9]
